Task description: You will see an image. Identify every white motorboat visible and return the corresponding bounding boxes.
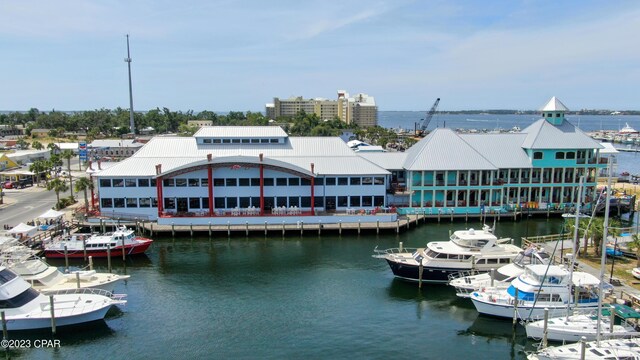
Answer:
[448,246,551,298]
[470,264,606,320]
[619,123,639,134]
[525,309,637,342]
[0,266,125,331]
[374,225,521,283]
[632,268,640,280]
[527,336,640,360]
[44,226,153,259]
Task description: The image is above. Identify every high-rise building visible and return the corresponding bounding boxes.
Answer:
[267,90,378,127]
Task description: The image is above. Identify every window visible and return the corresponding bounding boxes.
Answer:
[239,197,250,207]
[314,178,324,186]
[338,196,348,207]
[163,179,175,187]
[189,178,200,187]
[314,197,324,207]
[260,139,269,143]
[201,178,208,186]
[241,139,250,144]
[251,178,260,186]
[232,139,240,144]
[164,198,175,209]
[201,197,209,209]
[350,177,361,185]
[566,152,575,159]
[374,177,385,185]
[101,198,113,208]
[301,178,310,186]
[125,179,137,187]
[100,179,111,187]
[288,178,299,186]
[264,178,274,186]
[203,139,212,144]
[225,178,237,187]
[151,179,157,187]
[213,179,225,186]
[251,197,260,207]
[362,196,373,206]
[301,197,311,207]
[533,152,543,160]
[139,198,151,207]
[350,196,361,207]
[338,177,348,185]
[555,152,565,159]
[213,139,221,144]
[112,179,124,187]
[277,197,287,207]
[214,198,225,209]
[276,178,287,186]
[239,178,250,186]
[189,197,201,209]
[126,198,138,208]
[270,139,279,143]
[138,178,150,187]
[222,139,231,144]
[289,197,299,207]
[251,139,259,143]
[326,178,336,186]
[114,198,125,208]
[226,197,237,208]
[176,179,187,187]
[362,177,373,185]
[151,198,158,207]
[374,196,385,206]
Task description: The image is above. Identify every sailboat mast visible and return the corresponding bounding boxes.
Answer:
[567,176,584,319]
[125,34,135,134]
[596,157,613,344]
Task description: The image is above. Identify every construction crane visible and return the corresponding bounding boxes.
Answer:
[415,98,440,136]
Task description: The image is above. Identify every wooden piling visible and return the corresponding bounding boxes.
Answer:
[450,211,453,223]
[418,259,424,289]
[339,221,342,235]
[512,288,519,327]
[376,220,380,234]
[209,222,212,238]
[63,245,69,271]
[190,223,194,237]
[122,236,126,261]
[282,221,285,236]
[396,219,399,233]
[1,311,7,342]
[580,337,586,360]
[264,221,267,236]
[89,256,93,271]
[300,221,304,235]
[318,221,321,235]
[542,308,549,348]
[49,295,56,335]
[76,272,81,289]
[227,222,231,237]
[82,235,87,262]
[465,211,468,223]
[171,223,175,237]
[358,220,361,234]
[107,246,112,273]
[150,222,154,237]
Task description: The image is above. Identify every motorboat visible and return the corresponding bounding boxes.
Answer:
[44,226,153,259]
[470,264,607,320]
[448,246,551,298]
[4,251,129,294]
[373,225,521,283]
[527,336,640,359]
[0,266,125,331]
[619,123,639,134]
[632,268,640,280]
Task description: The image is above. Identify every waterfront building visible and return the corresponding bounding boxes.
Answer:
[88,139,144,160]
[268,90,378,127]
[94,126,392,225]
[359,97,607,214]
[187,120,213,128]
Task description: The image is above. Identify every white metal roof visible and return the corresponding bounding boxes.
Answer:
[194,126,288,138]
[539,96,569,111]
[460,133,533,169]
[403,128,497,171]
[521,119,604,150]
[88,139,143,148]
[358,152,408,170]
[599,142,619,154]
[54,142,78,150]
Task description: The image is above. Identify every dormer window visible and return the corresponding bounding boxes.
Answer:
[533,152,543,160]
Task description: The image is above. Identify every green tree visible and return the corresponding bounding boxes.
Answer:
[627,234,640,267]
[565,217,621,256]
[60,149,75,199]
[47,178,69,209]
[31,140,44,150]
[16,137,30,149]
[74,177,93,211]
[28,160,48,185]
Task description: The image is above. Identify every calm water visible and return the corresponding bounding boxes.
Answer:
[14,219,567,360]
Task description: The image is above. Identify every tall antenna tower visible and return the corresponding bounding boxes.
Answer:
[125,34,135,134]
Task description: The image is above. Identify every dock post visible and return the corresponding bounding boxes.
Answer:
[245,222,249,236]
[376,220,380,234]
[1,311,7,342]
[418,259,423,289]
[399,242,403,252]
[498,211,501,221]
[122,237,126,261]
[89,256,93,271]
[542,308,549,348]
[318,221,321,235]
[580,337,586,360]
[282,221,285,236]
[190,223,193,237]
[396,219,399,233]
[264,221,267,236]
[512,288,519,327]
[465,211,468,223]
[49,295,56,335]
[490,268,495,287]
[209,222,212,238]
[150,222,153,237]
[513,210,517,222]
[450,211,453,223]
[76,272,81,289]
[300,221,304,236]
[171,223,175,237]
[100,218,104,233]
[358,220,361,235]
[82,235,87,262]
[407,216,410,229]
[107,246,112,273]
[547,206,550,218]
[437,211,441,223]
[609,305,616,333]
[63,245,69,272]
[339,221,342,235]
[227,222,231,237]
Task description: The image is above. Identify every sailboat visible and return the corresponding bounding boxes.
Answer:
[526,159,640,357]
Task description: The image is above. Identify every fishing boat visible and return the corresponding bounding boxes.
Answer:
[527,336,640,359]
[0,266,125,331]
[470,264,607,320]
[373,225,521,283]
[44,226,153,259]
[448,246,551,298]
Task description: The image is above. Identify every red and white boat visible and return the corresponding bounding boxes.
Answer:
[44,226,153,259]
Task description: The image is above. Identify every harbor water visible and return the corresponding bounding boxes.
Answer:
[18,219,565,360]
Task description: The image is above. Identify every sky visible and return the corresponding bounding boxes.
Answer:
[1,0,639,112]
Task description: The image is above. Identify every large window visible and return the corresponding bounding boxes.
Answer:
[201,178,208,187]
[362,177,373,185]
[114,198,125,208]
[301,197,311,207]
[188,178,200,187]
[350,196,361,207]
[338,177,348,185]
[213,179,225,186]
[350,177,361,185]
[100,179,111,187]
[225,178,237,187]
[264,178,274,186]
[189,197,201,209]
[276,178,288,186]
[176,179,187,187]
[227,197,237,208]
[138,179,150,187]
[288,178,299,186]
[239,178,250,186]
[163,179,175,187]
[101,198,113,208]
[201,198,209,209]
[125,179,137,187]
[374,177,385,185]
[214,198,225,209]
[139,198,151,208]
[301,178,311,186]
[533,152,543,160]
[555,152,565,159]
[164,198,176,209]
[338,196,348,207]
[112,179,124,187]
[126,198,138,208]
[326,177,336,186]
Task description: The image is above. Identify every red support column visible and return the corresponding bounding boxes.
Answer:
[89,174,95,211]
[208,165,214,216]
[259,153,264,216]
[310,163,315,216]
[155,164,163,217]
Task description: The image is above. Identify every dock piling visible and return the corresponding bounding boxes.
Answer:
[264,221,267,236]
[300,221,304,235]
[282,221,285,236]
[318,221,321,235]
[122,237,126,261]
[190,223,194,237]
[89,256,93,271]
[107,246,112,273]
[1,311,7,342]
[580,337,586,360]
[76,272,81,289]
[246,222,249,236]
[358,220,361,234]
[376,220,380,234]
[49,295,56,335]
[171,223,175,237]
[542,308,549,348]
[63,245,69,271]
[227,222,231,237]
[150,222,154,237]
[82,235,87,262]
[418,259,423,289]
[339,221,342,235]
[209,222,212,238]
[512,288,519,327]
[396,219,399,233]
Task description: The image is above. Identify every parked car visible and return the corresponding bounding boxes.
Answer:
[2,181,13,189]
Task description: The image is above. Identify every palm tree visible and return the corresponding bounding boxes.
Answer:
[60,149,75,199]
[28,160,47,186]
[46,178,69,209]
[565,217,621,256]
[627,234,640,268]
[74,177,93,212]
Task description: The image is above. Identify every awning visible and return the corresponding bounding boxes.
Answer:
[37,209,65,220]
